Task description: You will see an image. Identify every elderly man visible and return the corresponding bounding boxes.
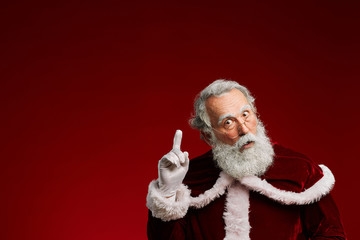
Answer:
[146,80,346,239]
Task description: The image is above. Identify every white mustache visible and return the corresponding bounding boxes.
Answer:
[234,133,257,148]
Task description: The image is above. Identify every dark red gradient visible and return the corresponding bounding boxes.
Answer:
[1,1,359,239]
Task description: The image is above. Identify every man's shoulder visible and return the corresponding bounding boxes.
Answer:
[264,144,324,192]
[273,143,311,159]
[272,144,321,172]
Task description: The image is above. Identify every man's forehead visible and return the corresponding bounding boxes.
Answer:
[205,89,249,115]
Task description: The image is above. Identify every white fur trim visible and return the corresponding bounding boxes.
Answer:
[146,164,334,227]
[223,181,251,240]
[146,180,191,221]
[240,165,335,205]
[190,171,234,208]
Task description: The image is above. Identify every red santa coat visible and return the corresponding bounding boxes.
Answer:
[147,144,346,239]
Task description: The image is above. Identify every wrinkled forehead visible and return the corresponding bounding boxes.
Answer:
[205,88,250,118]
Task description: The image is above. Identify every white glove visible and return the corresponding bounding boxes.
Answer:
[158,130,190,197]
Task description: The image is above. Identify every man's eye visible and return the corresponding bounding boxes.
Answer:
[225,119,232,125]
[224,119,234,129]
[243,111,250,117]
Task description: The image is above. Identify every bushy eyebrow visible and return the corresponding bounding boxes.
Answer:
[240,105,251,112]
[217,113,235,125]
[217,104,252,125]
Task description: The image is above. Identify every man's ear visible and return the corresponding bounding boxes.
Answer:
[201,131,213,146]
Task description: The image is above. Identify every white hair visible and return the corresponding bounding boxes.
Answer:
[189,79,256,134]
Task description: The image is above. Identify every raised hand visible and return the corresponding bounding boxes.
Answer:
[158,130,190,197]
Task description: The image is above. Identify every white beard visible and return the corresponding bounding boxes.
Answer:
[211,121,274,179]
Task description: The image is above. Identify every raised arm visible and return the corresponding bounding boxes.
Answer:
[147,130,191,240]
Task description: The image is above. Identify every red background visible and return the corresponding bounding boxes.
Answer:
[1,1,359,239]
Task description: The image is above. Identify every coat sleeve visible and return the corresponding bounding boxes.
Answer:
[146,180,191,239]
[302,193,346,240]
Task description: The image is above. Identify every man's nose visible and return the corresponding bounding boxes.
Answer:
[237,121,249,136]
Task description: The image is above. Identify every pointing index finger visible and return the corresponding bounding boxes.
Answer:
[173,130,183,150]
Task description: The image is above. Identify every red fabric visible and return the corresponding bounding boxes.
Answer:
[263,144,324,192]
[147,144,346,240]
